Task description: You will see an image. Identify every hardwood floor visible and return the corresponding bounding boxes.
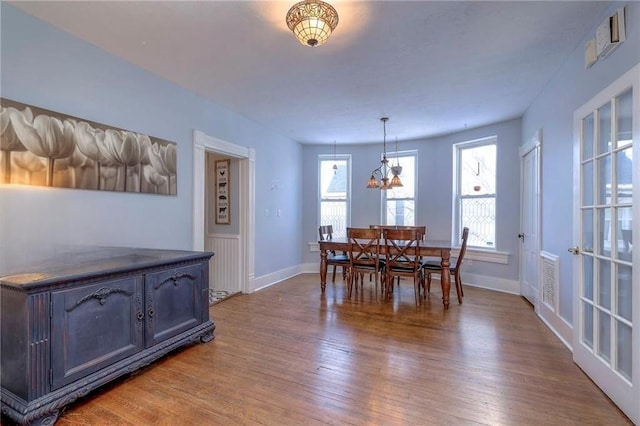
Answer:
[21,274,632,425]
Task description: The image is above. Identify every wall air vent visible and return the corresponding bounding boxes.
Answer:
[596,7,626,59]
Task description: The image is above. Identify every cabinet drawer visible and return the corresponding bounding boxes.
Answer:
[144,263,204,347]
[51,276,144,390]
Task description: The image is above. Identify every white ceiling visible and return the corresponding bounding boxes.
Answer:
[9,1,611,145]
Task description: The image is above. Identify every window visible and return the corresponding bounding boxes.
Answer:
[454,137,496,248]
[319,154,351,237]
[382,151,417,226]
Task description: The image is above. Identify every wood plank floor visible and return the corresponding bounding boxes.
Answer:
[24,274,633,425]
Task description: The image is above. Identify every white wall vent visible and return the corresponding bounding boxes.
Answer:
[540,251,560,313]
[596,7,626,59]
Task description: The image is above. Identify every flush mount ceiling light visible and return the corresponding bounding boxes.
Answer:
[286,0,339,47]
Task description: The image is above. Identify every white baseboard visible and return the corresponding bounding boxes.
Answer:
[301,262,323,274]
[538,301,573,351]
[250,265,303,292]
[445,272,520,294]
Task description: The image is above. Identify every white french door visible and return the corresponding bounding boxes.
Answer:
[572,64,639,424]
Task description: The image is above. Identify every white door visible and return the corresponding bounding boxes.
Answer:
[519,130,541,308]
[572,64,639,424]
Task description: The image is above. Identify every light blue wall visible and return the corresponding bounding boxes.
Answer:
[0,4,303,277]
[303,118,522,282]
[522,1,640,322]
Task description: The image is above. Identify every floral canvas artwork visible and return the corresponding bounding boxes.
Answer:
[0,98,177,195]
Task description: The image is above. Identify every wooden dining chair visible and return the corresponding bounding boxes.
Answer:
[346,227,383,298]
[421,227,469,304]
[318,225,349,283]
[372,225,426,286]
[383,228,422,306]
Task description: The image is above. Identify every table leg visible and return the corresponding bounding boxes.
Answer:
[440,251,451,310]
[320,250,328,292]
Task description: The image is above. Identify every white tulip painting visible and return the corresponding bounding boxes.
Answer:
[0,98,177,195]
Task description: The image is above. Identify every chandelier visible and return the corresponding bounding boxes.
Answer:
[286,0,339,47]
[366,117,403,190]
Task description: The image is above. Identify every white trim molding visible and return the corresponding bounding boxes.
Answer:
[193,130,255,294]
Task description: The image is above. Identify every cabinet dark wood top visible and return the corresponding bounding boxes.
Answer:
[0,247,214,290]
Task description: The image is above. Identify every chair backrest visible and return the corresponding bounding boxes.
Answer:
[383,228,421,271]
[347,227,381,270]
[319,225,334,241]
[455,227,470,271]
[370,225,426,240]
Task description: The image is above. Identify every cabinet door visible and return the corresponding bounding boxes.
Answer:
[51,276,144,390]
[144,263,204,348]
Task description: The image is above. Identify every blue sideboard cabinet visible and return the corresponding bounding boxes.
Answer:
[0,247,215,425]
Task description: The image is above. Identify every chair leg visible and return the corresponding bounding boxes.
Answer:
[346,271,353,298]
[332,265,337,283]
[426,272,432,293]
[459,273,464,297]
[413,275,420,307]
[454,273,463,304]
[419,271,426,299]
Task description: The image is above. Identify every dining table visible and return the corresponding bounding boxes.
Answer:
[318,237,454,309]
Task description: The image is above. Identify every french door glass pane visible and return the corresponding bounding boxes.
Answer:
[583,113,594,160]
[597,207,611,256]
[582,161,594,205]
[583,256,594,301]
[582,208,594,252]
[617,321,632,381]
[617,148,633,203]
[598,258,611,310]
[598,101,612,155]
[598,155,612,205]
[617,206,633,262]
[583,302,594,349]
[617,263,632,321]
[598,310,611,362]
[616,88,632,149]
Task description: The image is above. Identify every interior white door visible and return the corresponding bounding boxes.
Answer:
[572,64,638,424]
[519,132,540,307]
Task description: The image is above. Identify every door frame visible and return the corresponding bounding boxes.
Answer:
[192,130,255,294]
[519,128,542,311]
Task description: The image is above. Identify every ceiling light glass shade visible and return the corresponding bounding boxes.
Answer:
[367,175,380,188]
[286,0,339,47]
[390,174,403,187]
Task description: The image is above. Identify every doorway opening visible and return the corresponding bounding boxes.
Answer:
[192,130,255,296]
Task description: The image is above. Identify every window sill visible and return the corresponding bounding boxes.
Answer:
[457,248,509,264]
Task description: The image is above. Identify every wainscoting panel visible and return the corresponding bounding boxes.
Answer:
[206,233,241,293]
[538,251,572,350]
